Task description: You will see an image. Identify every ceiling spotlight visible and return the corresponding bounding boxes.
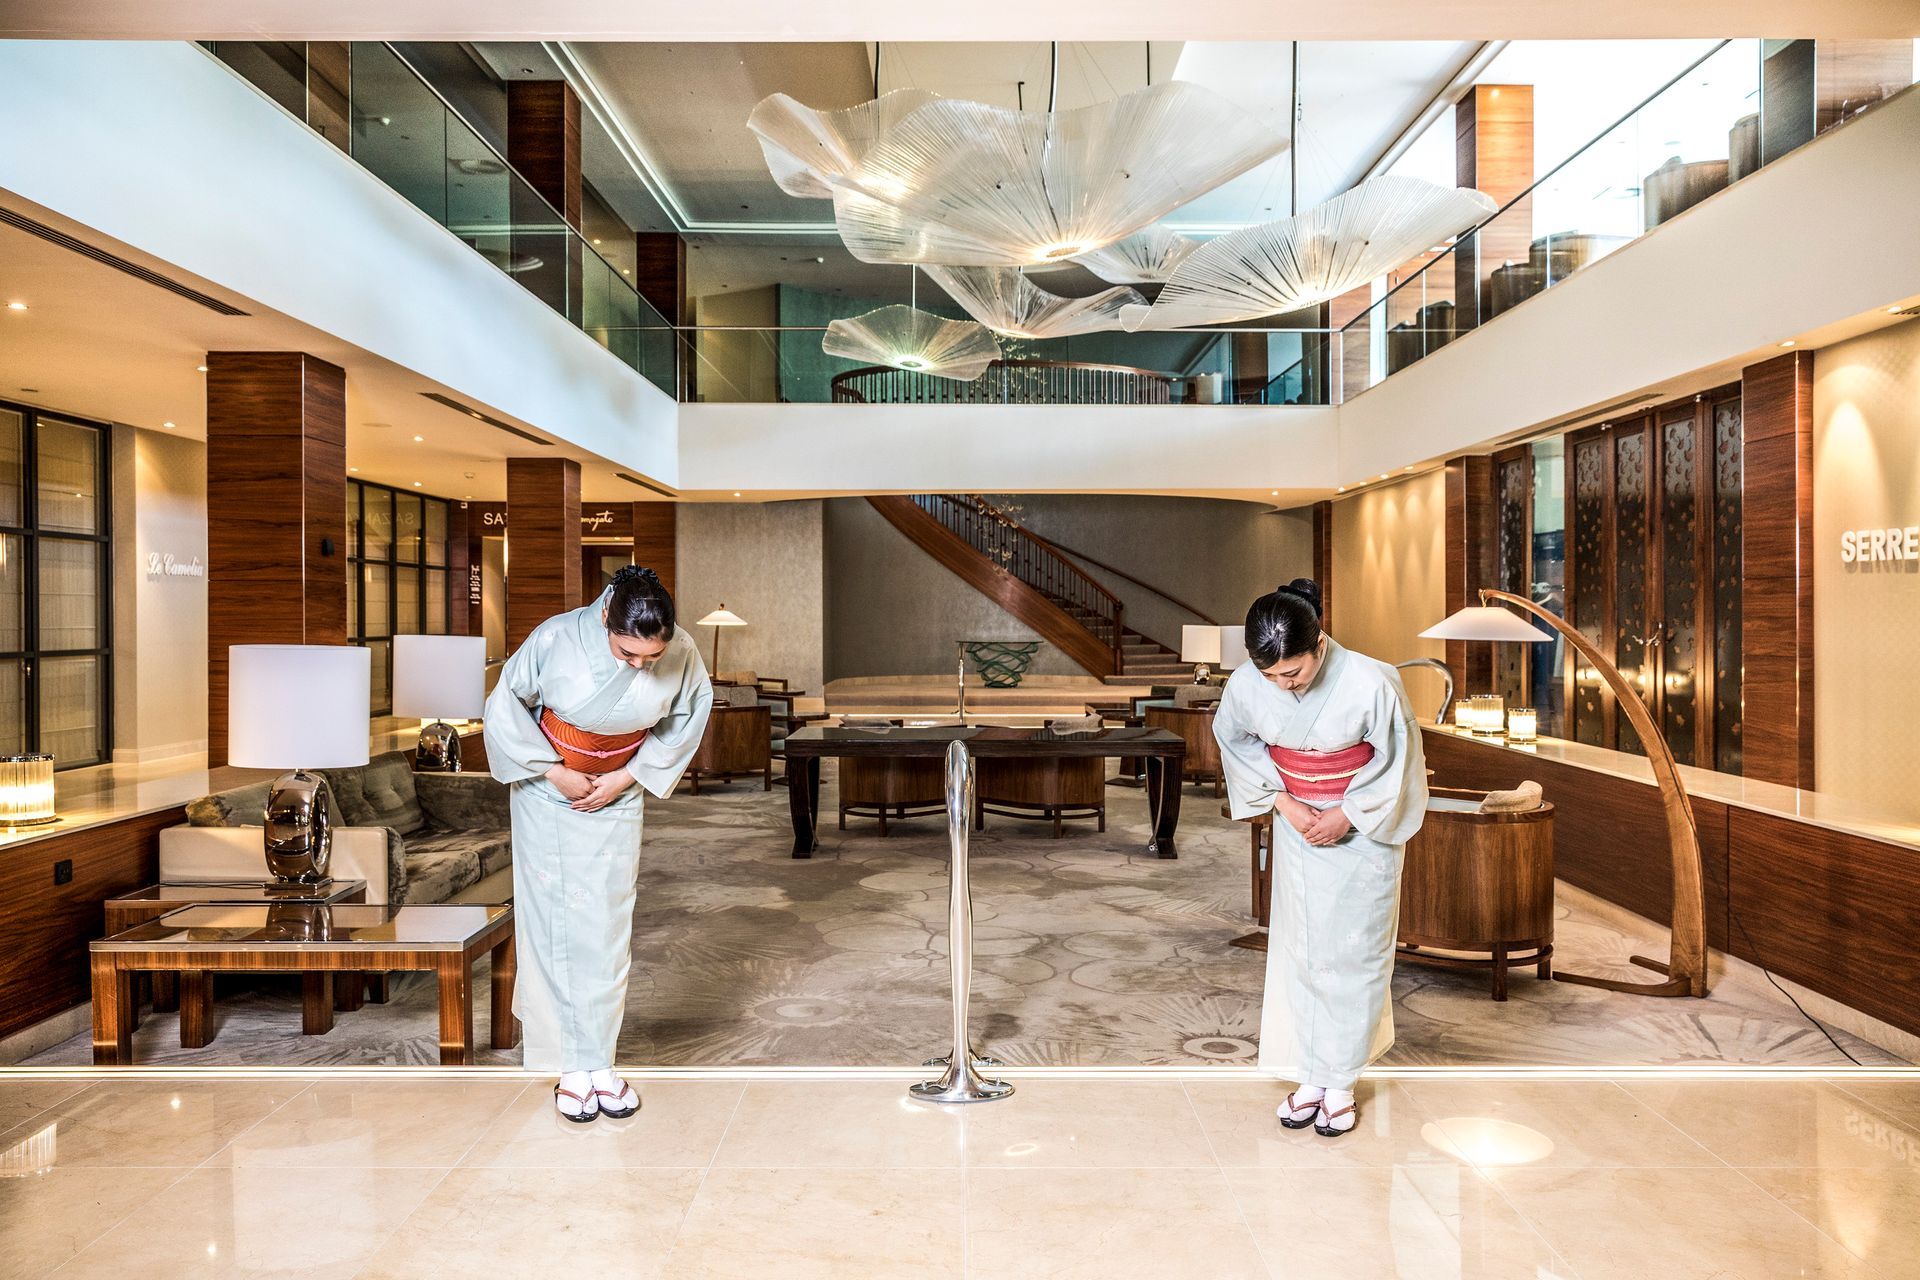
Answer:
[1269,489,1278,496]
[1378,473,1389,480]
[5,302,25,311]
[412,434,424,442]
[1778,340,1795,348]
[412,481,423,488]
[592,238,601,244]
[1336,486,1346,493]
[349,467,360,473]
[162,421,175,429]
[196,364,208,372]
[733,491,742,497]
[815,256,825,264]
[1890,306,1904,314]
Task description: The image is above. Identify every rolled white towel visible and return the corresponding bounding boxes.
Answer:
[1479,780,1545,813]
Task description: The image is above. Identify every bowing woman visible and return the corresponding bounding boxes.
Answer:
[484,566,713,1122]
[1212,579,1427,1137]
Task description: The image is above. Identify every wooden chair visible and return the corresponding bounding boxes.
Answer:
[975,755,1106,837]
[685,703,773,792]
[1144,703,1223,797]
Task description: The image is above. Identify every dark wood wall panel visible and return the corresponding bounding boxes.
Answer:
[1454,84,1533,332]
[1311,500,1333,633]
[1739,351,1815,789]
[505,457,582,651]
[446,501,472,636]
[506,81,582,228]
[632,502,678,599]
[0,809,179,1040]
[1444,455,1497,695]
[1726,809,1920,1038]
[205,351,348,766]
[1422,729,1732,952]
[632,233,687,323]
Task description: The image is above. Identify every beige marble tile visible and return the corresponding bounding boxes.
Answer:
[662,1167,964,1279]
[1830,1080,1920,1154]
[1225,1165,1571,1278]
[1407,1079,1721,1169]
[1490,1166,1876,1279]
[55,1165,439,1280]
[1743,1167,1920,1279]
[15,1079,308,1168]
[967,1167,1267,1280]
[1183,1078,1469,1170]
[713,1080,967,1168]
[213,1080,524,1168]
[359,1168,703,1280]
[0,1078,91,1136]
[0,1164,184,1277]
[956,1079,1218,1168]
[1624,1079,1920,1169]
[461,1080,742,1169]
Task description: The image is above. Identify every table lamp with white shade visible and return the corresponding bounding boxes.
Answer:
[392,634,487,772]
[696,605,747,672]
[228,645,371,885]
[1216,624,1249,672]
[1414,605,1544,726]
[1181,624,1223,684]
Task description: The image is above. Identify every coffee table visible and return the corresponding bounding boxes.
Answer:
[90,902,517,1066]
[103,881,370,1027]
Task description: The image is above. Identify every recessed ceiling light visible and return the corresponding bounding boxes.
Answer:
[1778,340,1795,347]
[1269,489,1278,496]
[733,491,742,497]
[1378,473,1389,480]
[349,467,359,473]
[1336,486,1346,493]
[162,421,175,429]
[1889,306,1903,314]
[196,364,208,372]
[412,481,422,488]
[5,302,25,311]
[1403,465,1413,472]
[412,434,424,442]
[592,238,601,244]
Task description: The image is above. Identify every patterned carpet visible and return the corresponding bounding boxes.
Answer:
[25,770,1903,1068]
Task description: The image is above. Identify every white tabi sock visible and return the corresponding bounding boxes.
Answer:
[1318,1088,1357,1132]
[1276,1083,1325,1122]
[555,1070,597,1119]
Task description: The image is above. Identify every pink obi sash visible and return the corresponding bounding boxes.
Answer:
[1268,742,1375,802]
[540,708,648,775]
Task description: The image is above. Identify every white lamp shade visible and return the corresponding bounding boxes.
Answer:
[391,634,487,720]
[1418,606,1543,642]
[1217,626,1249,670]
[697,608,747,627]
[227,645,371,770]
[1181,624,1223,664]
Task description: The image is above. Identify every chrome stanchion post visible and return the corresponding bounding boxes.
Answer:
[910,740,1013,1104]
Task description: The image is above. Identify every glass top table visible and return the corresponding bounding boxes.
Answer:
[107,880,369,906]
[95,903,510,951]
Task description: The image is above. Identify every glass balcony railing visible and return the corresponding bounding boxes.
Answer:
[204,40,676,396]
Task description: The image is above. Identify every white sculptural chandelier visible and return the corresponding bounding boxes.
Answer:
[1071,225,1201,284]
[750,82,1286,268]
[923,265,1143,339]
[1119,176,1499,331]
[822,305,1001,380]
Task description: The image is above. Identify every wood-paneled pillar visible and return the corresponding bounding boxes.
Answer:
[505,458,581,650]
[634,232,691,399]
[205,352,347,767]
[1444,454,1497,696]
[507,80,583,323]
[1311,500,1334,632]
[1453,84,1533,333]
[1740,351,1816,790]
[631,501,678,599]
[446,501,472,636]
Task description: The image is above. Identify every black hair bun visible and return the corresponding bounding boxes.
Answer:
[612,565,661,589]
[1275,577,1323,616]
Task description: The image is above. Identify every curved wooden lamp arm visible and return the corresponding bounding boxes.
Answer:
[1477,588,1708,997]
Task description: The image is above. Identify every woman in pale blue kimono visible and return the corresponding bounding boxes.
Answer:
[484,566,712,1122]
[1213,579,1427,1136]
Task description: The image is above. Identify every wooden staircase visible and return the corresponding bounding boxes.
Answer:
[864,494,1189,681]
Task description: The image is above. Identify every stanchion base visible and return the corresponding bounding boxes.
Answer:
[909,1075,1015,1105]
[922,1054,1003,1069]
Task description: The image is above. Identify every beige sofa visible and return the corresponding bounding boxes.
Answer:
[158,751,514,905]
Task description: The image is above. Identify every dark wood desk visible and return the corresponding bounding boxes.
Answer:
[783,725,1187,860]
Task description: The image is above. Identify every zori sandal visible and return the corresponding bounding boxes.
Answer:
[554,1083,599,1124]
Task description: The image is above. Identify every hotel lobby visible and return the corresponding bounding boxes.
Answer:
[3,3,1920,1276]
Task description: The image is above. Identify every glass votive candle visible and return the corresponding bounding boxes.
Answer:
[1507,707,1538,742]
[0,754,57,828]
[1470,694,1506,736]
[1452,699,1473,730]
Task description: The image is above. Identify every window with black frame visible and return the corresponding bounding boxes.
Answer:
[0,403,112,769]
[345,479,450,714]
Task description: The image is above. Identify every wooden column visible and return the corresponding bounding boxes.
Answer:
[1740,351,1816,790]
[631,501,678,598]
[634,232,691,399]
[507,80,583,323]
[505,458,581,651]
[1445,455,1497,696]
[1311,500,1334,632]
[205,352,347,767]
[446,501,472,636]
[1453,84,1533,333]
[1329,285,1373,401]
[1229,332,1270,404]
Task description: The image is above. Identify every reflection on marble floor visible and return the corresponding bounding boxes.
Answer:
[2,1073,1917,1278]
[24,774,1904,1069]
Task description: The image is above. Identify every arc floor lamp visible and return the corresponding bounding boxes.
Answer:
[1423,590,1708,999]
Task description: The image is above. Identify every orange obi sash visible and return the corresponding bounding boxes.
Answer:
[1268,742,1375,803]
[540,708,648,775]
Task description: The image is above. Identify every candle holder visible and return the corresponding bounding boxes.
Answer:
[0,754,57,828]
[1452,699,1473,731]
[1469,694,1506,737]
[1508,707,1539,742]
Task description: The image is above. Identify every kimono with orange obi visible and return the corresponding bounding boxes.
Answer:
[1212,638,1427,1087]
[484,587,712,1072]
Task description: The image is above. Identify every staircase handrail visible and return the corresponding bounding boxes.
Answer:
[988,517,1224,632]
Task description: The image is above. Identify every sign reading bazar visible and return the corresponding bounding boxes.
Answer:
[1841,525,1920,564]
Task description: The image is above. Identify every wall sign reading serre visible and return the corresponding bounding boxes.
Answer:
[1841,526,1920,564]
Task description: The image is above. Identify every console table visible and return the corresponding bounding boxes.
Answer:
[784,724,1187,859]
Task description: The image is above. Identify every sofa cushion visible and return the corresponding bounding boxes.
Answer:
[397,832,489,906]
[326,751,426,835]
[185,780,273,827]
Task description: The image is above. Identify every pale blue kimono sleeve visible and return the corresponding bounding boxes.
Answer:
[628,637,714,800]
[483,625,562,785]
[1338,671,1430,844]
[1214,670,1287,821]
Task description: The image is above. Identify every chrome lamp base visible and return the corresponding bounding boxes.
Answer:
[263,768,335,887]
[415,720,463,772]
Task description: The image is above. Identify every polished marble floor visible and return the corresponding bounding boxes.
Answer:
[1,1070,1916,1278]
